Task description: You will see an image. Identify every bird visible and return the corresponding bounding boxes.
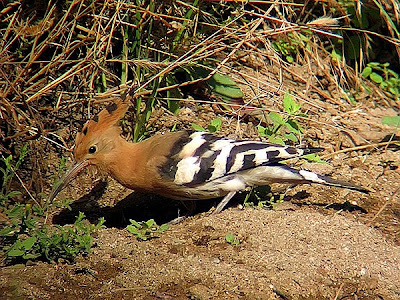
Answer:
[49,99,370,215]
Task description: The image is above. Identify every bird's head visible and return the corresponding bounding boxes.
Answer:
[48,100,128,202]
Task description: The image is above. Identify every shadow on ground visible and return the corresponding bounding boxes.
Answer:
[52,181,368,228]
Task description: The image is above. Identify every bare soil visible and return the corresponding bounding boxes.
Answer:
[1,65,400,300]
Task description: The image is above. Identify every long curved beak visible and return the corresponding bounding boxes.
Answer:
[48,160,90,202]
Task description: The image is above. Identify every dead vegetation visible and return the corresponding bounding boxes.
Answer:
[1,0,398,148]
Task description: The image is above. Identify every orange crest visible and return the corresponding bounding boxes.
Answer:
[73,99,128,162]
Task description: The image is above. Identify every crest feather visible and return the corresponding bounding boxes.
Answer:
[94,99,128,130]
[75,99,128,148]
[82,100,127,133]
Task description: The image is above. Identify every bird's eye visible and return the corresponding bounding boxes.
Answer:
[88,145,97,154]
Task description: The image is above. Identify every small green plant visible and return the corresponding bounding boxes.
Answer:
[225,233,241,245]
[272,32,310,63]
[302,153,326,164]
[1,206,104,263]
[192,117,222,133]
[243,186,285,209]
[0,144,29,205]
[362,62,400,101]
[0,148,103,264]
[258,93,304,145]
[126,219,168,241]
[273,39,297,63]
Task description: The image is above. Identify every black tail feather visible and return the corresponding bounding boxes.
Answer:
[301,147,325,155]
[297,169,372,193]
[316,174,372,193]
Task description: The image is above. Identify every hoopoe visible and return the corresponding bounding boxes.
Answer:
[49,100,370,215]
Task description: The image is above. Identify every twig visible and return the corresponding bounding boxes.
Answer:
[332,282,344,300]
[26,62,91,103]
[321,141,400,159]
[368,186,400,226]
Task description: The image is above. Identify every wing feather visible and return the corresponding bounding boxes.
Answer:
[166,132,321,186]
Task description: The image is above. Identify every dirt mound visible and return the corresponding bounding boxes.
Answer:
[2,208,400,299]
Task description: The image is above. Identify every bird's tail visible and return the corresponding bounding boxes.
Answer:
[296,169,371,193]
[243,164,371,193]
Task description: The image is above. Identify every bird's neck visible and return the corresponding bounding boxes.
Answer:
[104,136,154,189]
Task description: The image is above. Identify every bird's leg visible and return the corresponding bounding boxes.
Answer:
[170,192,237,223]
[212,191,237,214]
[168,216,187,225]
[168,200,197,225]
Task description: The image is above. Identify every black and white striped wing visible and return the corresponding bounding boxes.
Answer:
[169,131,319,187]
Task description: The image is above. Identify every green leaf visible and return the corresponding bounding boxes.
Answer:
[8,249,25,257]
[370,72,383,83]
[211,72,235,85]
[208,118,222,133]
[361,66,372,77]
[225,233,240,245]
[208,73,244,99]
[6,191,22,198]
[8,204,24,218]
[382,116,400,127]
[126,225,139,234]
[269,112,284,125]
[21,236,36,250]
[380,81,388,89]
[331,48,342,62]
[23,253,40,260]
[0,227,15,236]
[302,153,327,163]
[387,69,399,79]
[129,219,140,227]
[257,125,267,137]
[145,219,155,228]
[283,133,298,142]
[268,136,284,145]
[368,62,380,67]
[138,234,148,241]
[159,224,169,233]
[96,217,106,229]
[285,119,303,134]
[191,123,206,132]
[210,118,222,129]
[389,87,399,95]
[225,233,234,243]
[75,212,85,223]
[283,93,301,114]
[285,121,298,134]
